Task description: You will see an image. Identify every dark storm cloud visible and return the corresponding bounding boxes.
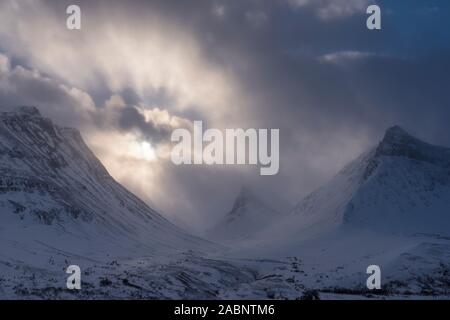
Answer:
[0,56,95,128]
[117,106,174,145]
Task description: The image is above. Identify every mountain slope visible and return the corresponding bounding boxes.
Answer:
[207,187,281,242]
[344,126,450,233]
[242,126,450,254]
[0,106,213,265]
[292,126,450,235]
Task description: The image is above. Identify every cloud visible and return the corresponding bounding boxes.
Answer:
[319,51,375,64]
[288,0,371,19]
[212,3,226,18]
[108,103,192,146]
[0,53,95,127]
[0,54,10,72]
[245,10,268,28]
[0,0,238,121]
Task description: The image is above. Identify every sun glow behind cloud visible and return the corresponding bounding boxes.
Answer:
[127,140,156,162]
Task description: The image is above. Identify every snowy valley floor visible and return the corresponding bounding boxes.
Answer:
[1,232,450,300]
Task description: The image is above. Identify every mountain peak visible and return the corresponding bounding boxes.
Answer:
[381,125,414,146]
[237,186,254,200]
[375,125,450,168]
[226,186,280,222]
[384,125,410,139]
[1,106,41,117]
[229,187,260,215]
[376,125,417,157]
[207,187,281,242]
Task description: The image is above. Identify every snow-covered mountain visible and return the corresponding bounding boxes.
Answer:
[344,126,450,233]
[206,187,281,242]
[253,126,450,247]
[232,126,450,297]
[0,106,213,265]
[2,113,449,299]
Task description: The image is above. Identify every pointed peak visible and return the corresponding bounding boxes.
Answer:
[1,106,42,117]
[382,125,413,143]
[385,125,408,135]
[375,125,450,167]
[237,186,254,199]
[378,125,418,151]
[228,186,280,217]
[230,187,254,213]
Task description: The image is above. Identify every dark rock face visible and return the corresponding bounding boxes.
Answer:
[376,126,450,168]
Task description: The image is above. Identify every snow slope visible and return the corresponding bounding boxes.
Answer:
[206,187,282,242]
[344,126,450,233]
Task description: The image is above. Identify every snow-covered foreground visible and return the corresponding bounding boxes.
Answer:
[230,231,450,298]
[1,231,449,299]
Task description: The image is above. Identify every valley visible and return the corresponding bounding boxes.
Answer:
[0,107,449,299]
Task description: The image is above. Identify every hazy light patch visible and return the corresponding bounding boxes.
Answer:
[86,130,161,203]
[0,53,10,72]
[212,4,226,18]
[320,51,373,64]
[245,10,268,28]
[127,140,156,162]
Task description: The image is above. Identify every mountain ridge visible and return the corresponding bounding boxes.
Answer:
[244,125,450,252]
[0,106,215,265]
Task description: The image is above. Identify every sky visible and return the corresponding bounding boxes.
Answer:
[0,0,449,233]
